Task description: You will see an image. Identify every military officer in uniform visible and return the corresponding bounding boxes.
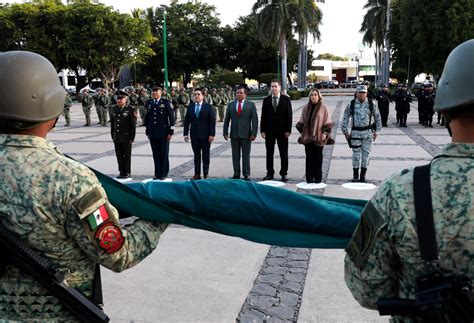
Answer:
[145,86,175,180]
[344,39,474,322]
[111,90,137,179]
[421,83,436,127]
[218,88,229,122]
[138,88,148,126]
[171,88,179,125]
[97,88,111,126]
[393,84,412,127]
[177,87,190,125]
[93,88,101,124]
[341,85,382,183]
[81,88,93,126]
[128,88,139,114]
[0,51,168,321]
[63,92,72,126]
[210,88,222,121]
[375,84,391,127]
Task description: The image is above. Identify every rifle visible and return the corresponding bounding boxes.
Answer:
[0,221,109,323]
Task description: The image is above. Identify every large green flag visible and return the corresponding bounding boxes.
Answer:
[93,169,365,249]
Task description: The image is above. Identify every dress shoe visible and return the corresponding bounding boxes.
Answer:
[191,175,201,180]
[122,174,130,179]
[231,175,240,179]
[243,176,250,181]
[153,176,160,180]
[116,174,124,179]
[203,175,208,179]
[281,175,288,183]
[262,174,274,181]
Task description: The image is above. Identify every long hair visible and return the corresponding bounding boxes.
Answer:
[306,88,323,112]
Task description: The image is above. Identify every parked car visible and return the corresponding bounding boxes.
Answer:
[412,82,424,90]
[319,81,329,89]
[328,80,339,89]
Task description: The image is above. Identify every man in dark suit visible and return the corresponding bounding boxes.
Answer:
[223,86,258,180]
[145,86,175,180]
[260,79,292,182]
[183,88,216,180]
[111,90,137,179]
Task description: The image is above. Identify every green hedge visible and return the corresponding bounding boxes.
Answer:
[288,90,302,100]
[301,89,310,97]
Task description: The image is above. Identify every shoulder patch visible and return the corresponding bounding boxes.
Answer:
[71,187,106,220]
[95,222,124,253]
[345,201,386,269]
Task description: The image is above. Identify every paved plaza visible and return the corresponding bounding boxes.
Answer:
[49,95,450,322]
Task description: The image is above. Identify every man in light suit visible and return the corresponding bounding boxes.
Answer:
[223,86,258,180]
[145,86,175,180]
[260,79,292,182]
[183,88,216,180]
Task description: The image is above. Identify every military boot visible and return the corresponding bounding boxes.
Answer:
[352,168,359,182]
[360,168,367,183]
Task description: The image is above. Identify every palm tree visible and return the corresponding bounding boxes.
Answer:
[253,0,323,92]
[360,0,391,86]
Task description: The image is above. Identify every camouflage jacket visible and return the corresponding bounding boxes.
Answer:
[81,94,93,109]
[177,93,190,106]
[341,99,382,138]
[211,93,223,106]
[64,95,73,109]
[344,143,474,322]
[0,135,168,321]
[97,94,111,108]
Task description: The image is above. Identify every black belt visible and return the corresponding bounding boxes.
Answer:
[351,126,372,131]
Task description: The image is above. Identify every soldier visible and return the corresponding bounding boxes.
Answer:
[415,84,426,125]
[0,51,168,321]
[344,39,474,322]
[97,88,111,126]
[393,84,412,127]
[421,83,436,127]
[128,88,139,114]
[171,88,179,125]
[177,87,190,125]
[93,88,101,124]
[108,88,117,122]
[111,90,137,178]
[138,88,148,126]
[210,88,222,121]
[218,88,229,122]
[341,85,382,183]
[81,88,93,126]
[375,84,391,127]
[144,86,175,180]
[202,88,213,106]
[63,92,72,126]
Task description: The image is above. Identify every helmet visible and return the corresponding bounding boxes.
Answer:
[0,51,65,122]
[434,39,474,112]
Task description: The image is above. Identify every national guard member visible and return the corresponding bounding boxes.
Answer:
[375,84,391,127]
[144,86,175,180]
[0,51,168,321]
[171,88,179,125]
[63,92,72,126]
[81,88,93,126]
[97,88,111,126]
[344,39,474,323]
[138,88,148,126]
[218,88,229,122]
[93,88,101,124]
[177,87,190,124]
[203,88,213,106]
[393,84,412,127]
[111,90,137,178]
[421,83,436,127]
[128,88,139,114]
[210,88,222,121]
[415,84,426,125]
[341,85,382,183]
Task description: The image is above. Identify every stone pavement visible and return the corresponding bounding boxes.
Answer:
[49,96,450,322]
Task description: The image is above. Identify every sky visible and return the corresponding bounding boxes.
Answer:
[5,0,369,57]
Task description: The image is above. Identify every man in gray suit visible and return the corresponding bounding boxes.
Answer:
[223,86,258,180]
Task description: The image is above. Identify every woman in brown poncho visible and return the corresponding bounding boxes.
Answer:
[296,89,334,183]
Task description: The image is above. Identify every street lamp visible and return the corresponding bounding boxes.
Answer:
[162,8,169,92]
[277,50,281,82]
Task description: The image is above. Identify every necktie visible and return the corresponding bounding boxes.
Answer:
[273,97,278,111]
[237,101,242,117]
[195,104,200,118]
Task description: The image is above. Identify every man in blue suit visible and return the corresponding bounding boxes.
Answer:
[223,86,258,180]
[145,86,175,180]
[183,88,216,180]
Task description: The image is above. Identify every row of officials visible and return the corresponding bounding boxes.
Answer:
[111,80,292,181]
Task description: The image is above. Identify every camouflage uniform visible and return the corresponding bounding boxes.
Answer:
[171,90,179,125]
[63,94,72,126]
[218,89,229,122]
[93,90,101,124]
[97,90,111,126]
[0,134,168,321]
[177,89,190,123]
[81,92,93,126]
[108,90,117,122]
[344,143,474,322]
[210,89,222,121]
[138,90,148,126]
[341,99,382,168]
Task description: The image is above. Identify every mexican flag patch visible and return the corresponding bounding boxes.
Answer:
[87,205,109,230]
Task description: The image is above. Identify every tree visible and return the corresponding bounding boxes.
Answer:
[136,2,222,87]
[316,53,348,61]
[253,0,323,92]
